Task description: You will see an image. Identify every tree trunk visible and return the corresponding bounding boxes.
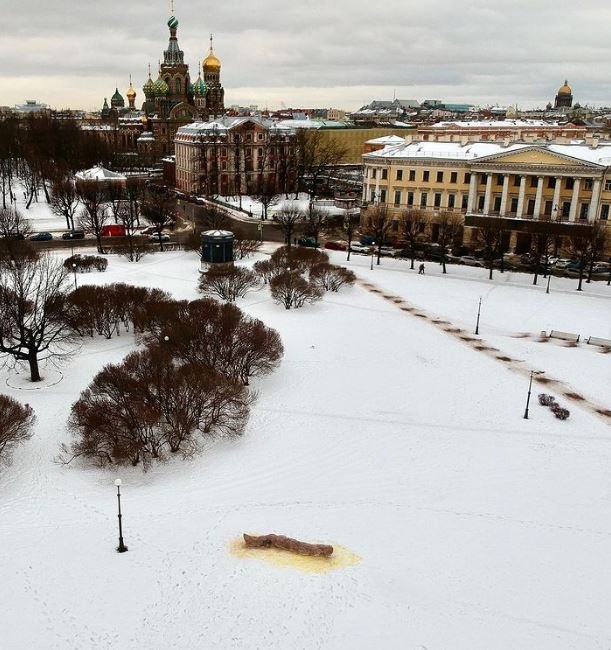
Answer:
[442,258,447,274]
[577,266,584,291]
[28,351,41,382]
[489,263,493,280]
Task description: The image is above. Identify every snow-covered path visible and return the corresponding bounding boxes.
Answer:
[1,251,610,649]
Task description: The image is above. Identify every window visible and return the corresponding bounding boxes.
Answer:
[464,173,471,184]
[566,178,575,190]
[562,201,571,218]
[548,177,556,189]
[496,174,504,185]
[394,190,401,206]
[379,189,387,204]
[382,168,388,180]
[605,180,611,191]
[513,176,521,187]
[407,191,414,206]
[601,204,610,220]
[544,200,553,216]
[423,170,430,182]
[527,199,535,216]
[461,194,468,210]
[493,196,502,212]
[530,177,538,188]
[580,202,589,219]
[434,192,442,208]
[396,169,403,181]
[371,168,377,179]
[450,172,458,184]
[420,192,428,208]
[436,171,443,183]
[448,194,455,208]
[409,169,416,181]
[370,190,376,202]
[478,195,485,211]
[510,197,518,214]
[584,179,593,191]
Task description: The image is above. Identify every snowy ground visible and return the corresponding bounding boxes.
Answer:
[0,248,610,649]
[218,193,346,220]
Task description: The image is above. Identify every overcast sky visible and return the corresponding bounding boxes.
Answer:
[1,0,610,112]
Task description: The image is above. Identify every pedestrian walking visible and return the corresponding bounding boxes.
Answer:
[418,263,425,275]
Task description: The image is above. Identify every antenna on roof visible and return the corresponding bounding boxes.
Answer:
[170,0,175,14]
[393,88,396,101]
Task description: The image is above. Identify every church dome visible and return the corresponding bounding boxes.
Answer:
[192,73,207,96]
[126,79,136,100]
[153,75,169,96]
[143,75,155,96]
[111,88,125,108]
[558,80,572,95]
[203,51,221,71]
[168,15,179,29]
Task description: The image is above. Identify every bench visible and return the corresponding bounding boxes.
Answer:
[549,330,580,343]
[587,336,611,347]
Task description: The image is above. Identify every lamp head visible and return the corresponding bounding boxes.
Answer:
[114,479,122,487]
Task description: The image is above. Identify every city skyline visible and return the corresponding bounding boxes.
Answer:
[2,0,611,111]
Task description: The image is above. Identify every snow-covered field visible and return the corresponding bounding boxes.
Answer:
[1,248,610,649]
[219,193,346,220]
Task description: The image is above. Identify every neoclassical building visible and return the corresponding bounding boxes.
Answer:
[96,10,226,157]
[554,80,573,110]
[362,140,611,253]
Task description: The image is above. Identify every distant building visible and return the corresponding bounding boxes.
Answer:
[555,80,573,110]
[14,100,49,114]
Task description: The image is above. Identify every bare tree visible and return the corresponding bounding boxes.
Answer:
[340,210,361,261]
[529,218,554,285]
[142,184,175,252]
[198,264,260,302]
[586,221,607,283]
[50,176,80,230]
[0,395,35,467]
[0,207,34,266]
[270,270,324,309]
[399,208,428,270]
[476,217,506,280]
[76,179,108,253]
[569,231,591,292]
[436,211,463,274]
[253,173,280,220]
[196,204,229,231]
[0,254,77,381]
[117,202,150,262]
[364,205,393,264]
[274,205,304,248]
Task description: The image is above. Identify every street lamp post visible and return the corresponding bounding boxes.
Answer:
[523,370,543,419]
[475,297,482,335]
[72,263,77,290]
[370,242,376,270]
[546,275,551,294]
[114,479,128,553]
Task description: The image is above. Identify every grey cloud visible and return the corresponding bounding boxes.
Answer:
[2,0,611,110]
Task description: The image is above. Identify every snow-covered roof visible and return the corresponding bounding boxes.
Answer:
[177,116,296,137]
[75,166,126,181]
[365,141,611,166]
[365,135,406,145]
[429,120,576,129]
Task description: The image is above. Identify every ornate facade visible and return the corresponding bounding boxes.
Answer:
[97,10,226,158]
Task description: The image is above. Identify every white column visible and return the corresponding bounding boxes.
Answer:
[483,173,493,214]
[466,172,478,212]
[375,172,380,205]
[588,178,602,222]
[552,176,562,219]
[499,174,510,216]
[516,175,527,218]
[569,177,581,221]
[533,176,544,219]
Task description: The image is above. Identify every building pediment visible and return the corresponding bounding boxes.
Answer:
[473,146,603,170]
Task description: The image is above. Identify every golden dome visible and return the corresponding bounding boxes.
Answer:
[203,34,221,71]
[558,80,572,95]
[126,74,136,99]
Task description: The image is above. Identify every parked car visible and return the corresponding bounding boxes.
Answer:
[149,233,171,243]
[554,258,574,269]
[29,232,53,241]
[324,240,347,251]
[349,242,371,254]
[592,262,611,274]
[62,230,85,240]
[297,236,318,248]
[460,255,485,267]
[379,246,398,257]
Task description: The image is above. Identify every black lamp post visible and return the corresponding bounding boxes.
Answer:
[475,297,482,335]
[114,479,128,553]
[72,263,77,290]
[370,242,376,270]
[523,370,543,419]
[546,275,551,294]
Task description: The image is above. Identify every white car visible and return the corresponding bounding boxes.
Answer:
[149,233,171,243]
[555,258,573,269]
[460,255,485,267]
[349,243,371,254]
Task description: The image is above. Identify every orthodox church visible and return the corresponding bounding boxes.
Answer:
[98,9,225,157]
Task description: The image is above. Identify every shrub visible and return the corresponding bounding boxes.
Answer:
[64,254,107,273]
[0,395,35,467]
[310,263,356,292]
[198,263,260,302]
[270,270,324,310]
